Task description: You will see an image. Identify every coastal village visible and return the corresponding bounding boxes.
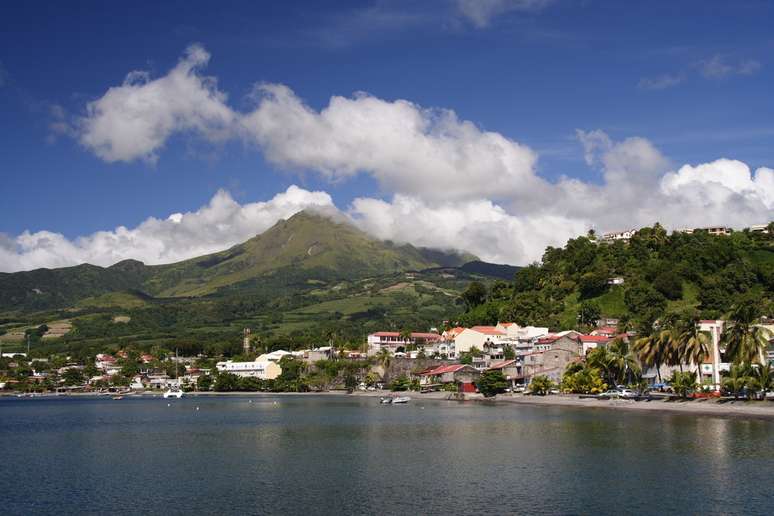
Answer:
[2,316,773,402]
[1,222,773,404]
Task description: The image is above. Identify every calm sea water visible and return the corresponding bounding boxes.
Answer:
[1,395,772,515]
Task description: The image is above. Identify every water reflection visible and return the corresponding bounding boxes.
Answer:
[1,396,773,515]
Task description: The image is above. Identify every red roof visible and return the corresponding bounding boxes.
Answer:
[593,326,618,334]
[579,335,611,342]
[421,364,468,376]
[499,322,516,327]
[469,326,506,336]
[371,331,441,340]
[537,335,560,344]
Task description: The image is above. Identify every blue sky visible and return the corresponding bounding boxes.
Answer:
[0,0,772,270]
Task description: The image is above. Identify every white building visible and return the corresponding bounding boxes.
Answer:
[367,332,443,355]
[602,229,636,242]
[216,359,282,380]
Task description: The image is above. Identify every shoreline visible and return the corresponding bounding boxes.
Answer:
[5,389,774,420]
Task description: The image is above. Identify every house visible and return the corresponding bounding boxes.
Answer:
[579,335,611,355]
[367,332,443,355]
[602,229,636,242]
[487,359,523,389]
[419,364,480,393]
[607,277,625,285]
[590,326,618,338]
[454,326,507,354]
[95,354,116,371]
[520,343,583,384]
[216,358,282,380]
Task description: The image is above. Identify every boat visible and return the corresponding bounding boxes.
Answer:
[162,388,183,399]
[162,348,185,399]
[391,396,411,404]
[379,397,393,404]
[112,396,124,400]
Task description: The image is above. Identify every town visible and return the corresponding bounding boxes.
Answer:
[3,312,773,403]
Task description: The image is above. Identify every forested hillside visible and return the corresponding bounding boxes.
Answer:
[459,224,774,332]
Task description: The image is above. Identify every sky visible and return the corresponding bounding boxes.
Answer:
[0,0,772,271]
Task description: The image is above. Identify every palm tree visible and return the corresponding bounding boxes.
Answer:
[607,338,641,386]
[376,347,391,365]
[749,362,773,400]
[721,300,772,364]
[723,363,752,399]
[634,324,678,384]
[676,314,711,385]
[586,347,617,388]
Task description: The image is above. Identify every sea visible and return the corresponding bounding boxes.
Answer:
[1,395,772,515]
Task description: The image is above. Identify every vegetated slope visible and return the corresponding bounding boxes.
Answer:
[0,211,479,312]
[459,225,774,331]
[143,211,474,297]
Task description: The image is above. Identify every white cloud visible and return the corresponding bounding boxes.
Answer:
[0,186,334,272]
[349,194,586,265]
[638,73,684,90]
[455,0,552,28]
[25,45,772,273]
[698,54,762,79]
[241,84,540,202]
[78,44,235,162]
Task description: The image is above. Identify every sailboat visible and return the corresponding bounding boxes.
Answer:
[163,349,184,399]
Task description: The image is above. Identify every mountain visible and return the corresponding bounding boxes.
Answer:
[0,211,481,313]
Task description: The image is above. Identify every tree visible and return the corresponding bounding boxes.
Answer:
[503,344,515,360]
[528,375,554,395]
[721,300,772,364]
[61,368,85,386]
[722,363,752,399]
[461,281,487,309]
[669,371,697,399]
[389,374,411,391]
[196,374,213,392]
[376,348,392,370]
[477,370,508,397]
[561,363,607,394]
[675,314,710,384]
[749,363,773,400]
[653,271,683,301]
[578,301,601,328]
[606,338,641,386]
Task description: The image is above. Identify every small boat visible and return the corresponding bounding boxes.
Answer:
[112,396,124,400]
[391,396,411,404]
[163,348,184,399]
[380,397,393,404]
[163,388,183,399]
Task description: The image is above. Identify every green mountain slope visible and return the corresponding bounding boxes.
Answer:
[459,225,774,331]
[144,211,474,297]
[0,211,478,313]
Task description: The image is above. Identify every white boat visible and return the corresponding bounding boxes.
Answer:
[162,388,183,399]
[391,396,411,404]
[163,349,184,399]
[380,397,393,404]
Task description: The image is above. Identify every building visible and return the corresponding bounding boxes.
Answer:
[95,354,116,371]
[602,229,636,243]
[680,226,732,236]
[520,342,583,384]
[579,335,612,355]
[419,364,480,393]
[487,359,522,390]
[607,277,625,285]
[367,332,443,355]
[454,326,507,354]
[216,358,282,380]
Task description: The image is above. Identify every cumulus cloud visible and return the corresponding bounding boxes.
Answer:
[78,44,235,162]
[0,186,334,272]
[23,45,772,272]
[241,84,539,202]
[455,0,553,28]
